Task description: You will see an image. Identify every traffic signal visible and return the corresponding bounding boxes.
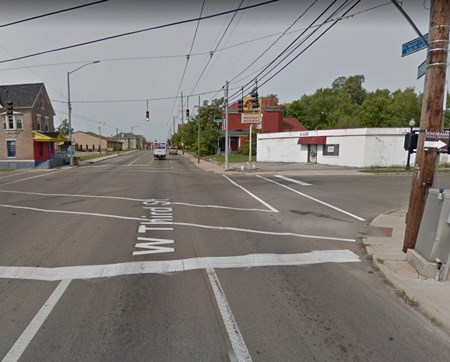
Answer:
[186,108,190,120]
[146,111,150,121]
[237,98,244,113]
[404,132,418,151]
[251,88,259,109]
[6,101,13,115]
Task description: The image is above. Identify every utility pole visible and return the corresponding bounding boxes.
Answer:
[116,128,119,156]
[403,0,450,252]
[181,91,185,155]
[198,95,201,164]
[225,81,229,171]
[98,126,101,154]
[172,116,176,144]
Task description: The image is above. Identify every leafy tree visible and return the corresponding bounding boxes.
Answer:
[332,75,367,105]
[56,119,70,135]
[172,98,223,155]
[284,75,423,130]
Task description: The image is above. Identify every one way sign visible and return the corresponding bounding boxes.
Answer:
[424,130,450,153]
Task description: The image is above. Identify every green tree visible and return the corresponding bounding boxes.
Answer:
[173,98,224,155]
[56,119,70,135]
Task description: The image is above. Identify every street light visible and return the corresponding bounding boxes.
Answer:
[67,60,100,166]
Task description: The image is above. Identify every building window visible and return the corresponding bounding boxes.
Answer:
[7,140,16,157]
[36,114,42,131]
[2,114,24,130]
[15,115,23,130]
[44,116,49,131]
[323,144,340,156]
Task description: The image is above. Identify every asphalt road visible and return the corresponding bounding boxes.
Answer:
[1,150,450,361]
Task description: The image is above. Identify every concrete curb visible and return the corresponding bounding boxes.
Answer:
[364,209,450,334]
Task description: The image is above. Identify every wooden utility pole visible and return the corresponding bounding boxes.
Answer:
[403,0,450,252]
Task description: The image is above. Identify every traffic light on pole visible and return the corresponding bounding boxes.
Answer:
[251,88,259,109]
[186,108,190,120]
[146,110,150,121]
[6,101,13,115]
[237,98,244,113]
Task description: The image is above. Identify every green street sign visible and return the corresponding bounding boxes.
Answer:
[213,118,224,123]
[417,59,427,79]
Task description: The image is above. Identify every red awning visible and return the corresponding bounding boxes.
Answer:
[297,136,327,145]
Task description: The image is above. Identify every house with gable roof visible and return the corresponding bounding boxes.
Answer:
[0,83,65,169]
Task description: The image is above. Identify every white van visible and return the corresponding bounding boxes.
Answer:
[153,142,167,160]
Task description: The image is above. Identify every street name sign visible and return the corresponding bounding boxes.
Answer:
[402,33,429,57]
[417,59,427,79]
[424,130,450,153]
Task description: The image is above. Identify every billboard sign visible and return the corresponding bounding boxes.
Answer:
[241,97,262,124]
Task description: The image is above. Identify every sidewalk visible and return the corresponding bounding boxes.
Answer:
[183,153,450,333]
[181,152,362,176]
[364,209,450,333]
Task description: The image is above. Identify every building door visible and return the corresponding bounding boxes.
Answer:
[308,144,317,163]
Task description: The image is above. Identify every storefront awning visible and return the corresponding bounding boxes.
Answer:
[297,136,327,145]
[33,131,67,143]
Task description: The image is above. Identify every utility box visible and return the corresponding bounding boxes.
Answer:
[415,189,450,262]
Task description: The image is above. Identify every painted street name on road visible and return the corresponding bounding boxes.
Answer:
[134,199,175,255]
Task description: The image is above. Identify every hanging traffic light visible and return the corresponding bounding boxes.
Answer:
[237,98,244,113]
[146,110,150,121]
[251,88,259,109]
[6,101,13,115]
[186,108,190,120]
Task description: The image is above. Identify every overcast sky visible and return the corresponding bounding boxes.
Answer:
[0,0,432,141]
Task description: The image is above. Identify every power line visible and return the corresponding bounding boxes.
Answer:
[0,2,390,72]
[228,0,342,101]
[0,0,109,28]
[229,0,319,85]
[168,0,206,124]
[257,1,362,91]
[66,87,232,104]
[0,0,279,64]
[188,0,245,97]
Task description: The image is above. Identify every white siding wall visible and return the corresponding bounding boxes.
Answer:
[256,128,450,167]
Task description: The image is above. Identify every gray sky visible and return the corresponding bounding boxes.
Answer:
[0,0,432,141]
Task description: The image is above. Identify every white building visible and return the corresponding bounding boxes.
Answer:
[257,128,449,168]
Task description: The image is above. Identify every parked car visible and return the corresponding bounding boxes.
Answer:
[169,147,178,155]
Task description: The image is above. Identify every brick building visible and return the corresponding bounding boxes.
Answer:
[222,98,307,152]
[0,83,64,169]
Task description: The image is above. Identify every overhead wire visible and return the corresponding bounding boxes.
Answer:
[51,1,383,108]
[229,0,318,85]
[257,0,362,92]
[0,2,391,72]
[0,0,109,28]
[228,0,347,102]
[208,0,319,103]
[187,0,245,97]
[168,0,206,127]
[0,0,279,64]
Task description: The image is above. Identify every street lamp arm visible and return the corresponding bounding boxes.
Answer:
[68,60,100,75]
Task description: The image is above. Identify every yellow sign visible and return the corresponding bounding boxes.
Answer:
[242,97,261,124]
